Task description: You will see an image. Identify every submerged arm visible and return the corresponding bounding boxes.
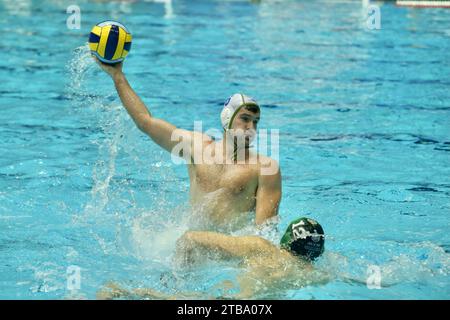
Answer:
[97,282,206,300]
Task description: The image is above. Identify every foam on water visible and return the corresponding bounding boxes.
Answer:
[317,240,450,291]
[49,6,450,299]
[66,44,193,267]
[64,46,450,297]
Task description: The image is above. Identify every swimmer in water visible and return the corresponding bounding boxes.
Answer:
[93,59,281,230]
[97,218,330,299]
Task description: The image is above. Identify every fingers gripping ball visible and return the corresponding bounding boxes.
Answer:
[89,21,132,64]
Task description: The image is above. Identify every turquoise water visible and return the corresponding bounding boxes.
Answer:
[1,0,449,299]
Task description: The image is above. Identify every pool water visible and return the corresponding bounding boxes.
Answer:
[0,0,449,299]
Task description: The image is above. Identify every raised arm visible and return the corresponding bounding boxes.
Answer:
[255,158,281,225]
[94,58,198,156]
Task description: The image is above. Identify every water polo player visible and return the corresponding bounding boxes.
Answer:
[97,217,329,299]
[93,56,281,230]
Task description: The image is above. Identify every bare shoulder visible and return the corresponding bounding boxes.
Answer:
[192,130,213,141]
[191,131,214,147]
[188,131,215,160]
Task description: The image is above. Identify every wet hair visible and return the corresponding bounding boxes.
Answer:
[243,104,260,114]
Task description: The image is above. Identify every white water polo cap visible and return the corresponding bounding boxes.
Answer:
[220,93,260,130]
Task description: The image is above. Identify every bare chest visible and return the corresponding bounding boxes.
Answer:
[191,163,259,195]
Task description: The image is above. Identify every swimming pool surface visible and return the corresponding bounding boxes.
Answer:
[0,0,449,299]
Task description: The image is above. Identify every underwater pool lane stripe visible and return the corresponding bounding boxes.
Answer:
[112,26,126,61]
[97,25,111,58]
[396,1,450,7]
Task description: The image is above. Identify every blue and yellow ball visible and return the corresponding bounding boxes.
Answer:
[88,21,132,64]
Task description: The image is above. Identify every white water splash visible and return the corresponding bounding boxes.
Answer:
[124,210,191,265]
[318,241,450,289]
[66,45,187,261]
[66,44,94,103]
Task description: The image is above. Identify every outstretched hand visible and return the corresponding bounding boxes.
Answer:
[92,56,123,79]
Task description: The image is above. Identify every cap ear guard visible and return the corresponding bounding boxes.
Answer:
[221,106,232,130]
